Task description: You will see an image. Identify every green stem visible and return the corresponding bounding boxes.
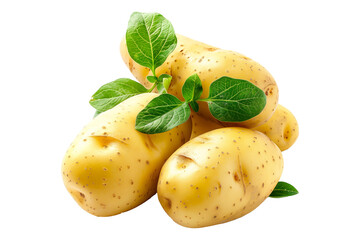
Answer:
[151,67,157,80]
[147,83,157,93]
[146,66,159,92]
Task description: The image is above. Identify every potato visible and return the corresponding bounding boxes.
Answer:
[61,93,191,217]
[157,127,283,228]
[190,112,223,139]
[121,34,279,128]
[191,104,299,151]
[253,105,299,151]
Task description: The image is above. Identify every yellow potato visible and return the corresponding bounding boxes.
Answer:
[62,93,192,217]
[253,105,299,151]
[190,105,299,151]
[121,34,279,128]
[157,127,283,228]
[190,111,223,139]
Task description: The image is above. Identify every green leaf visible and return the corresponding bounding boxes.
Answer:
[126,12,177,74]
[269,181,299,198]
[93,110,102,118]
[182,74,203,102]
[135,94,190,134]
[157,74,172,94]
[189,101,199,112]
[89,78,147,112]
[202,77,266,122]
[146,76,157,83]
[157,82,166,94]
[159,74,172,91]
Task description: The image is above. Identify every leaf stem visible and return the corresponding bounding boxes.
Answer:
[151,67,157,81]
[147,83,157,93]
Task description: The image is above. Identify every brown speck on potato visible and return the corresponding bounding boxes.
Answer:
[234,172,240,182]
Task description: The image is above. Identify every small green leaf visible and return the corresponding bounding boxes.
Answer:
[135,94,190,134]
[89,78,147,112]
[156,74,172,94]
[269,181,299,198]
[159,74,172,91]
[202,77,266,122]
[93,110,102,118]
[189,101,199,112]
[182,74,203,102]
[146,76,157,83]
[126,12,177,74]
[157,82,166,94]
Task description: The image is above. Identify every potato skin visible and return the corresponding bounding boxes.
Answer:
[62,93,191,217]
[157,127,283,228]
[190,105,299,151]
[121,34,279,128]
[190,111,223,139]
[253,105,299,151]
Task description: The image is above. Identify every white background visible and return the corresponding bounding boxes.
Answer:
[1,0,359,239]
